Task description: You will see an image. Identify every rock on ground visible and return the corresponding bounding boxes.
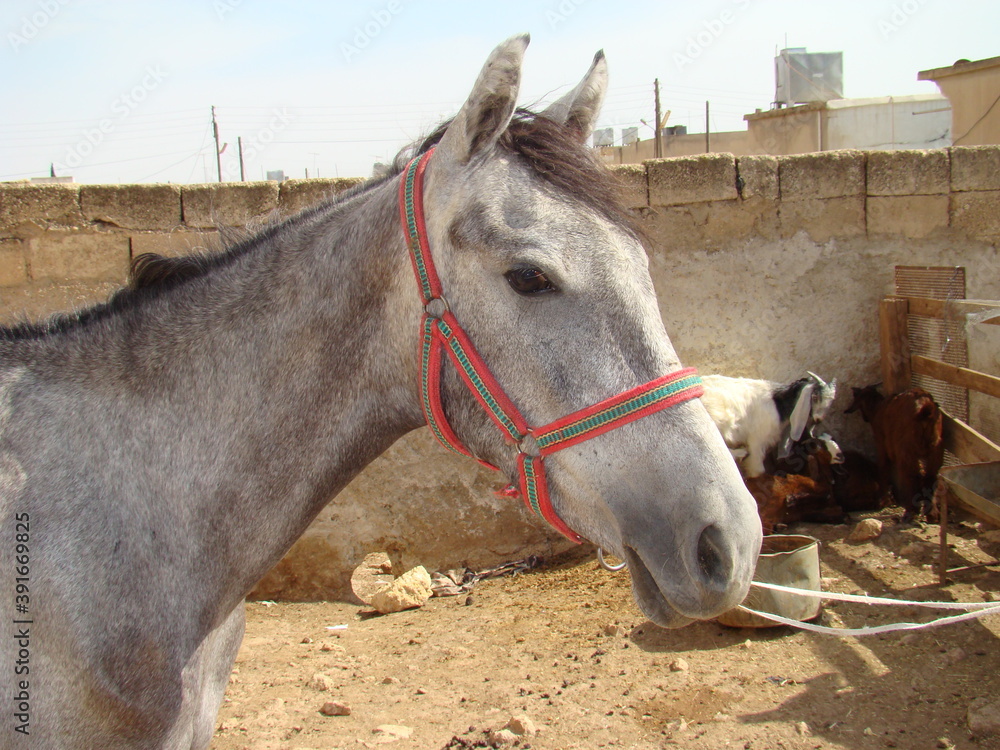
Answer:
[968,697,1000,735]
[373,724,414,740]
[308,672,335,691]
[319,701,351,716]
[369,566,433,614]
[849,518,883,541]
[503,714,537,736]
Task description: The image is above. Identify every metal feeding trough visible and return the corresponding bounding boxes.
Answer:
[937,461,1000,583]
[716,534,822,628]
[938,461,1000,526]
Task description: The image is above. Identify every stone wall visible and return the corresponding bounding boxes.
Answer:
[613,145,999,451]
[1,146,998,600]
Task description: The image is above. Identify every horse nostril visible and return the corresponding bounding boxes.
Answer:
[696,524,731,588]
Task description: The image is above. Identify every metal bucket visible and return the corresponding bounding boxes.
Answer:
[716,534,822,628]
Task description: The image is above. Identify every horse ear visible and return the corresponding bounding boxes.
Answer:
[541,50,608,142]
[433,34,529,167]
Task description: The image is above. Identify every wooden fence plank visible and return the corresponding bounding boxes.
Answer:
[907,297,1000,325]
[879,297,911,395]
[912,354,1000,399]
[942,410,1000,464]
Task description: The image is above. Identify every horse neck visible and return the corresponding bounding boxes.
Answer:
[33,177,424,614]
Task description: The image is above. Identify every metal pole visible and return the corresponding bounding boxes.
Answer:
[705,101,711,153]
[653,78,662,159]
[212,106,223,183]
[237,137,245,182]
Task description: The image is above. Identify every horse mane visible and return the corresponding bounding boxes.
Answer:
[1,109,638,341]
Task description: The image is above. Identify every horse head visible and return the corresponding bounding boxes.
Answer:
[409,34,762,627]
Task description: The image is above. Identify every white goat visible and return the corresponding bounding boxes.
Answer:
[701,372,837,478]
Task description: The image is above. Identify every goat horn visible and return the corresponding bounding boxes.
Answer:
[807,371,827,386]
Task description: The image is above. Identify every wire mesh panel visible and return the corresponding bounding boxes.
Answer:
[894,266,966,301]
[894,266,968,425]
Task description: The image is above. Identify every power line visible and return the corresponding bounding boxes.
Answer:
[0,148,202,180]
[137,149,206,183]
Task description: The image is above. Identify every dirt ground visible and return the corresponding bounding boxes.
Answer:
[211,510,1000,750]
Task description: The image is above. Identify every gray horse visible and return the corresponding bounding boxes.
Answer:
[0,36,760,748]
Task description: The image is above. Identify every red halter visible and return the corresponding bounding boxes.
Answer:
[399,149,703,544]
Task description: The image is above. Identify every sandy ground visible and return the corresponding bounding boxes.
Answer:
[211,510,1000,750]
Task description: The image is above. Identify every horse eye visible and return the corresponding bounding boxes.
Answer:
[505,267,556,295]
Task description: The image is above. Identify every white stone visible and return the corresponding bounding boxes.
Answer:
[373,724,413,739]
[307,672,335,691]
[504,714,537,736]
[369,566,433,614]
[848,518,883,541]
[669,658,689,672]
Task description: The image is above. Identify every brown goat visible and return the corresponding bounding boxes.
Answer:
[845,384,944,518]
[746,473,848,534]
[783,437,887,512]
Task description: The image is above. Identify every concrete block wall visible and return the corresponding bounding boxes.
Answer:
[620,147,990,248]
[0,177,361,323]
[1,147,998,601]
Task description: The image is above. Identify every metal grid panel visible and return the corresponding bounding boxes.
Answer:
[894,266,966,301]
[894,267,968,463]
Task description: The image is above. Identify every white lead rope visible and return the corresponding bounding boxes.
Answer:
[744,580,1000,636]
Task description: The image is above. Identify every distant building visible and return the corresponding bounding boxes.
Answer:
[599,94,950,164]
[599,48,952,165]
[919,55,1000,146]
[592,128,614,148]
[742,94,950,153]
[29,176,74,184]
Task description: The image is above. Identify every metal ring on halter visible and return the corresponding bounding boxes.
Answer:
[597,548,627,572]
[424,296,450,318]
[516,432,541,458]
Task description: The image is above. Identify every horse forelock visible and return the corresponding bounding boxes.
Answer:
[402,109,640,238]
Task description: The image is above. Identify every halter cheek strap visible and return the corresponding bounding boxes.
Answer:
[399,148,703,544]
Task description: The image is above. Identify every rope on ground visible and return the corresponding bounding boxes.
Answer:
[745,580,1000,636]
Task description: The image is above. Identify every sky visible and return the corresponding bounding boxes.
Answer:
[1,0,996,184]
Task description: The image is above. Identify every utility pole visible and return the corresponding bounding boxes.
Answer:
[237,136,245,181]
[211,106,223,182]
[705,101,711,153]
[653,78,662,159]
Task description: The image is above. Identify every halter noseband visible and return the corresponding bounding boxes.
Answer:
[398,148,703,544]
